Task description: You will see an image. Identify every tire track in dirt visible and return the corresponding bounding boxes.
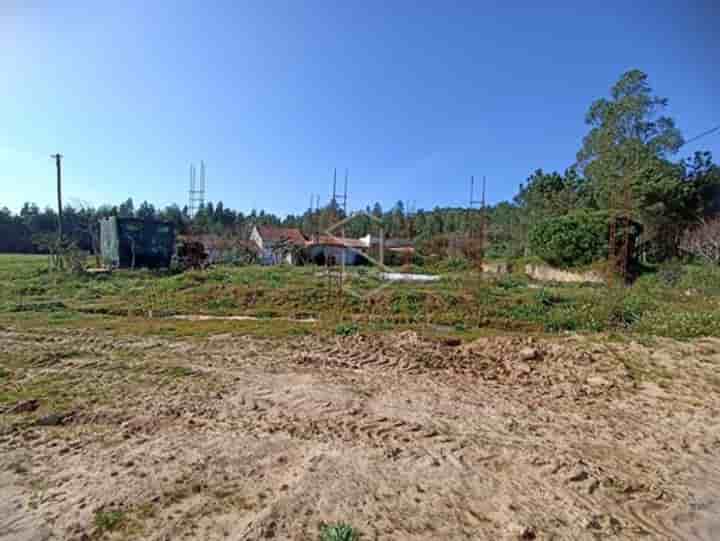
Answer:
[3,327,720,540]
[250,403,469,467]
[0,471,51,541]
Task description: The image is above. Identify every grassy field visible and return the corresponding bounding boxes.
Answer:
[0,253,719,340]
[2,252,720,540]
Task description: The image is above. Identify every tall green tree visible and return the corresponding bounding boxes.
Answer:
[577,69,684,209]
[136,201,157,220]
[118,198,135,218]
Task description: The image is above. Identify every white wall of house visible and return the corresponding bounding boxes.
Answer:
[250,226,295,265]
[250,226,272,264]
[249,226,263,250]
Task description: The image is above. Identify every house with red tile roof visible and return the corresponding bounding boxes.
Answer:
[250,225,307,264]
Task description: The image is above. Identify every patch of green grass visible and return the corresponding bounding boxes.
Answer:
[636,309,720,339]
[3,300,67,313]
[206,297,238,311]
[335,322,359,336]
[1,254,719,340]
[495,275,527,290]
[320,523,360,541]
[94,509,125,532]
[160,366,195,378]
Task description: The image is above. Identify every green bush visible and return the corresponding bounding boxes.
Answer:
[320,523,360,541]
[529,211,608,268]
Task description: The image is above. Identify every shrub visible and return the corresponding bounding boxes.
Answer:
[529,211,608,268]
[320,523,360,541]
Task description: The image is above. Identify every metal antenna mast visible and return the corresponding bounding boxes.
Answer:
[331,168,348,218]
[199,160,206,210]
[308,193,321,241]
[188,161,207,218]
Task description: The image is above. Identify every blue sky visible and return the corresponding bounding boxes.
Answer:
[2,1,718,215]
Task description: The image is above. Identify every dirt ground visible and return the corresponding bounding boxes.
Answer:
[1,327,719,540]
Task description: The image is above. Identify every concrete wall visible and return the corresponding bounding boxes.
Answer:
[524,264,605,284]
[481,261,511,275]
[473,259,605,284]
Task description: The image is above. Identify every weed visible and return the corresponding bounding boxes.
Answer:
[254,309,279,319]
[656,262,685,286]
[335,323,359,336]
[5,300,67,313]
[444,257,470,271]
[495,275,526,290]
[535,288,561,307]
[207,297,238,311]
[320,523,360,541]
[94,509,124,532]
[161,366,195,377]
[390,291,424,314]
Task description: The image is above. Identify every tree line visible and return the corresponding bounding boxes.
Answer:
[2,70,719,264]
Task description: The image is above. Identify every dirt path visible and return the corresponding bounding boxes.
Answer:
[1,328,719,540]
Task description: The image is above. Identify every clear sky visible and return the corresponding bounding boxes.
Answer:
[2,1,718,216]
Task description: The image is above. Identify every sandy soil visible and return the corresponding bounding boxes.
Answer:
[1,327,719,540]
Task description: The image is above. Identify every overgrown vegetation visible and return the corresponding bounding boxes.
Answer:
[1,254,718,341]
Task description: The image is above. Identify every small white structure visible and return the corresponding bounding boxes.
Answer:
[379,272,441,283]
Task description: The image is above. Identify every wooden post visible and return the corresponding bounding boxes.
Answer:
[51,154,63,241]
[50,154,63,269]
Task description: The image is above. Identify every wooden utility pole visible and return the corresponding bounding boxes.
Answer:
[51,153,63,242]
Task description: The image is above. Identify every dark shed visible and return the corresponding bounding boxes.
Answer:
[100,217,175,269]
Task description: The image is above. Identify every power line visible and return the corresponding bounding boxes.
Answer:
[682,124,720,147]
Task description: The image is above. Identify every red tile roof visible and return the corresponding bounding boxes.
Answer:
[256,226,307,245]
[306,235,368,249]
